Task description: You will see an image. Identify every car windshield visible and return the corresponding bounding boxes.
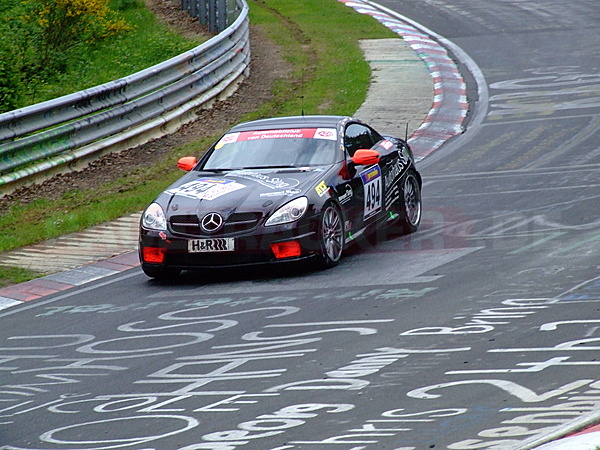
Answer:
[200,128,339,170]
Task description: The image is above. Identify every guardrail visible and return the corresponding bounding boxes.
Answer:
[0,0,249,196]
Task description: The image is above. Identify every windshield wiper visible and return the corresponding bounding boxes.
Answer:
[238,165,297,170]
[196,168,231,173]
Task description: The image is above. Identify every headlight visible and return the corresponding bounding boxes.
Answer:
[142,203,167,231]
[265,197,308,227]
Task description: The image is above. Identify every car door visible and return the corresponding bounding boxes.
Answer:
[379,138,412,217]
[339,122,386,237]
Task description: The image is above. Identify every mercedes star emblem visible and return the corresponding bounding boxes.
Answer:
[201,212,224,233]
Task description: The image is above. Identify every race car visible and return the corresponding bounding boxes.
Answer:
[139,115,422,279]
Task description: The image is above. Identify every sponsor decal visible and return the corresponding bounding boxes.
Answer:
[188,238,234,253]
[259,188,302,198]
[216,128,337,146]
[360,165,381,184]
[314,128,337,140]
[315,181,329,197]
[215,132,240,149]
[228,170,299,190]
[338,185,353,204]
[383,153,409,190]
[166,178,245,200]
[360,165,382,219]
[379,140,394,150]
[384,184,400,211]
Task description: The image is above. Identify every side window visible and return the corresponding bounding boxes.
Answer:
[344,123,382,156]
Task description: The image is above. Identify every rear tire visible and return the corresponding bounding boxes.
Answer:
[396,171,422,234]
[315,203,344,269]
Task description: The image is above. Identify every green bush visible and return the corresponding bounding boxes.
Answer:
[0,51,21,112]
[0,0,199,112]
[0,0,130,112]
[29,0,131,60]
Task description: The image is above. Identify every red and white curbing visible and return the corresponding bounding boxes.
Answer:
[339,0,468,161]
[534,425,600,449]
[0,251,140,311]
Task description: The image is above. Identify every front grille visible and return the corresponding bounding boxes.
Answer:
[223,212,262,234]
[169,212,262,237]
[170,215,201,235]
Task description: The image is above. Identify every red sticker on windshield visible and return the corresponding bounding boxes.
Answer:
[219,128,337,145]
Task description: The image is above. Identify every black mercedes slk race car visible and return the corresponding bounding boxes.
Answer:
[139,115,422,279]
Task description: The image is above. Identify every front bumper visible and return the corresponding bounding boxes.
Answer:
[139,222,319,270]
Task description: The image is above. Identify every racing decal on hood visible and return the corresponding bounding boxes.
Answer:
[360,165,382,219]
[166,178,245,200]
[216,128,337,148]
[227,170,300,190]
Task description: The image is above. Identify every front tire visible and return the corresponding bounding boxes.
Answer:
[315,203,344,269]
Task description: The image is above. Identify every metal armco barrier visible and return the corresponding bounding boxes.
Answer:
[182,0,238,34]
[0,0,249,195]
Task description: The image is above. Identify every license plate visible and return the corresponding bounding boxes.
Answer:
[188,238,234,253]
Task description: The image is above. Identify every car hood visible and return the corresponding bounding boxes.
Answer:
[160,168,328,217]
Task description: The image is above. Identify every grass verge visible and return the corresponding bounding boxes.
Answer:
[0,0,397,285]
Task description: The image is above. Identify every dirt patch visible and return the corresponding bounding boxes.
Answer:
[143,0,212,40]
[0,0,291,210]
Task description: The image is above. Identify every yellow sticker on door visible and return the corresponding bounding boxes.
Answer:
[315,181,328,197]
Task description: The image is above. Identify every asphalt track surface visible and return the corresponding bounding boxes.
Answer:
[1,1,600,449]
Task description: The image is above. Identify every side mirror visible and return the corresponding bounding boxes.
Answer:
[351,149,380,166]
[177,156,197,172]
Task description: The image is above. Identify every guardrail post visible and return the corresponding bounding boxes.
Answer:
[227,0,237,26]
[208,0,217,33]
[190,0,198,19]
[181,0,229,33]
[216,0,227,32]
[197,0,209,25]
